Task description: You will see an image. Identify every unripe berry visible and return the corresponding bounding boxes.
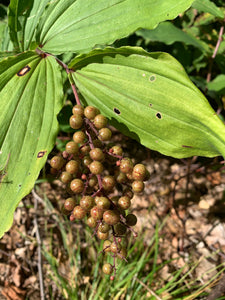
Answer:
[118,196,131,210]
[80,145,91,155]
[84,106,100,119]
[115,171,127,184]
[98,128,112,141]
[80,196,95,211]
[87,216,97,228]
[89,161,104,175]
[60,171,73,184]
[92,139,102,148]
[72,104,84,116]
[90,206,104,220]
[132,180,144,193]
[70,179,84,193]
[97,230,109,240]
[83,155,92,167]
[103,240,112,252]
[132,164,147,181]
[123,188,134,199]
[93,114,108,129]
[114,223,127,235]
[110,145,123,156]
[125,214,137,226]
[120,158,133,174]
[96,197,111,210]
[102,175,116,191]
[103,210,120,225]
[102,263,113,275]
[73,206,86,220]
[66,160,80,174]
[64,197,76,211]
[73,131,86,144]
[50,156,65,170]
[69,114,83,129]
[89,148,105,161]
[117,247,127,259]
[98,222,110,233]
[88,175,98,187]
[65,141,79,155]
[110,242,122,253]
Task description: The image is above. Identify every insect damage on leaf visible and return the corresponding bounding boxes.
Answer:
[17,65,31,76]
[114,108,121,115]
[37,150,47,158]
[156,112,162,119]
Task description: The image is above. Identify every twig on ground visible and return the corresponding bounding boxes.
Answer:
[32,189,45,300]
[135,277,162,300]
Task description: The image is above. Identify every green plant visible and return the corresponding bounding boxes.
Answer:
[0,0,224,242]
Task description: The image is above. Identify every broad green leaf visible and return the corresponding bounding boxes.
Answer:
[0,52,63,238]
[36,0,195,55]
[70,47,225,159]
[192,0,224,19]
[136,22,209,53]
[1,25,14,51]
[8,0,49,51]
[207,75,225,93]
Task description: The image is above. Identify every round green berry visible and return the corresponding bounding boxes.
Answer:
[132,180,144,193]
[114,223,127,235]
[97,230,109,240]
[65,141,79,155]
[132,164,147,181]
[60,171,73,184]
[103,210,120,225]
[50,156,65,170]
[98,222,110,233]
[93,114,108,129]
[102,175,116,191]
[87,216,97,228]
[70,179,84,193]
[84,106,100,120]
[80,196,95,211]
[118,196,131,210]
[90,206,104,220]
[125,214,137,226]
[98,128,112,141]
[110,145,123,156]
[72,104,84,116]
[73,206,86,220]
[64,197,76,211]
[119,158,133,174]
[89,148,105,161]
[103,240,112,252]
[66,160,80,174]
[73,131,86,144]
[69,114,83,129]
[89,161,104,175]
[102,263,113,275]
[96,197,111,210]
[110,242,122,253]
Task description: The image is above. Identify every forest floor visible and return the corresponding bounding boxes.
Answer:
[1,135,225,300]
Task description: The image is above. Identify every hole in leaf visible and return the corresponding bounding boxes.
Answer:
[156,112,162,119]
[149,103,153,107]
[17,65,31,76]
[149,75,156,82]
[37,150,47,158]
[114,108,121,115]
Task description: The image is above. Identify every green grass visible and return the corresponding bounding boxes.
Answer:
[38,189,225,300]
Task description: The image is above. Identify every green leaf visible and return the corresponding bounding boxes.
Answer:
[36,0,195,55]
[8,0,49,51]
[70,47,225,159]
[207,75,225,93]
[136,22,209,53]
[192,0,224,19]
[0,52,63,238]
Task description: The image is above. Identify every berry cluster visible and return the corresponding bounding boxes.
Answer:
[50,104,149,278]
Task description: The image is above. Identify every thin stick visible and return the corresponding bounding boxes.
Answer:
[32,189,45,300]
[206,18,225,85]
[135,277,163,300]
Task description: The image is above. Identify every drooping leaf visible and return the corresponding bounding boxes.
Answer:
[192,0,224,19]
[36,0,195,55]
[70,47,225,159]
[0,52,63,238]
[207,75,225,93]
[8,0,49,51]
[136,22,209,53]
